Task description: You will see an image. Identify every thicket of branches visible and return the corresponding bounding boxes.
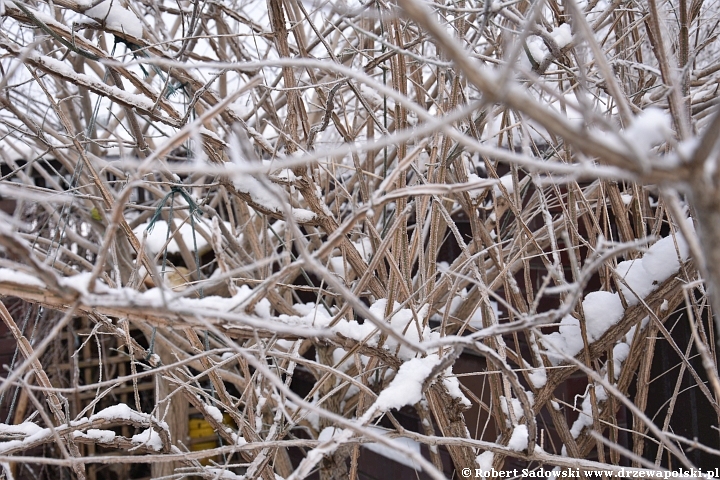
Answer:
[1,0,720,478]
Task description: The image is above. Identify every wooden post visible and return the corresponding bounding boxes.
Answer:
[151,336,188,478]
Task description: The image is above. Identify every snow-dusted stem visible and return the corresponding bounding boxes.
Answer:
[689,182,720,340]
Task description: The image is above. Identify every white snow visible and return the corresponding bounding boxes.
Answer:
[525,37,548,65]
[507,424,529,451]
[199,127,224,145]
[476,450,494,470]
[677,138,699,161]
[0,422,44,437]
[25,51,166,115]
[493,175,515,197]
[550,24,573,48]
[0,268,46,288]
[276,168,296,182]
[59,271,112,296]
[29,52,76,77]
[276,301,333,328]
[230,167,316,223]
[228,428,247,446]
[328,256,348,278]
[528,367,547,388]
[204,468,245,479]
[466,173,487,200]
[147,354,159,370]
[626,317,650,344]
[237,154,313,200]
[203,404,224,423]
[0,424,50,453]
[622,108,673,152]
[616,233,690,306]
[192,288,269,316]
[333,300,435,360]
[291,208,317,223]
[615,260,654,305]
[131,428,164,451]
[318,426,343,442]
[331,348,355,372]
[611,342,630,379]
[359,84,394,109]
[232,172,285,212]
[542,316,584,364]
[582,291,624,342]
[374,355,441,411]
[93,404,147,423]
[73,429,116,443]
[91,404,168,433]
[542,293,623,365]
[84,0,143,38]
[543,228,693,364]
[443,374,471,407]
[499,392,534,422]
[642,234,690,280]
[570,385,607,438]
[134,219,218,255]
